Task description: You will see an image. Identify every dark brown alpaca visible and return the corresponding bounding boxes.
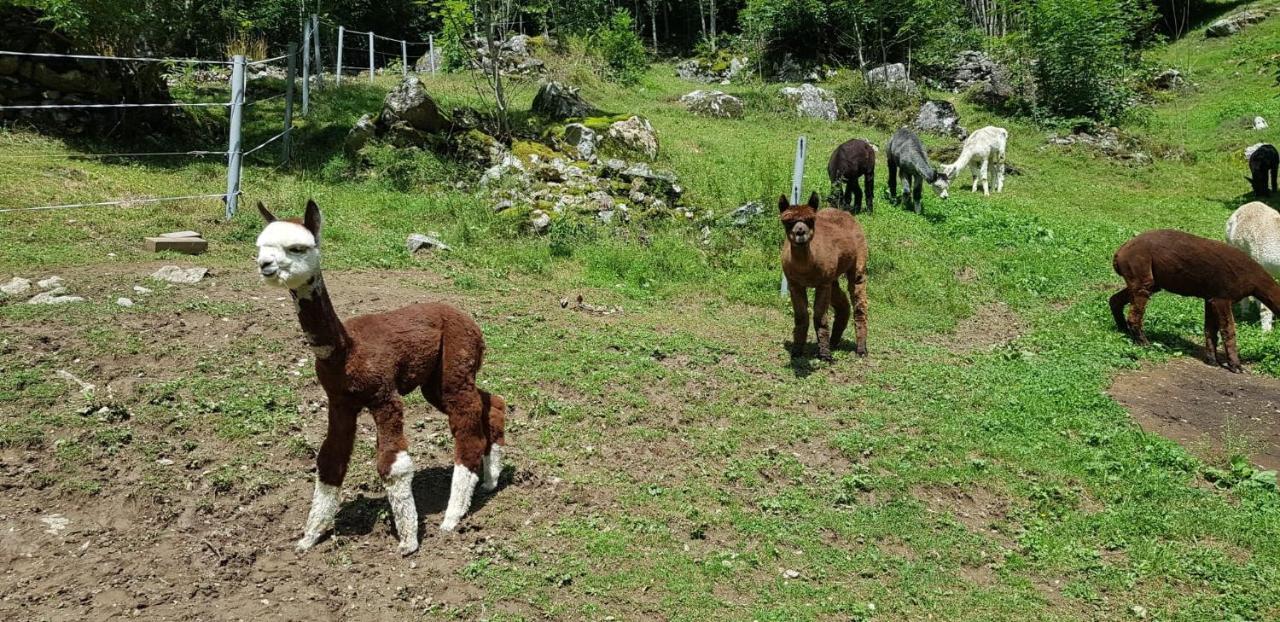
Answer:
[255,200,506,556]
[780,192,869,362]
[1111,229,1280,372]
[828,138,876,214]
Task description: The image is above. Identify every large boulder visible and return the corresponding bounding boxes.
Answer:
[532,81,599,120]
[562,123,599,161]
[414,48,442,73]
[380,75,448,132]
[345,113,377,153]
[914,100,967,140]
[676,55,750,84]
[866,63,917,92]
[679,90,744,119]
[607,116,659,159]
[779,84,837,122]
[1151,68,1185,90]
[1206,10,1268,37]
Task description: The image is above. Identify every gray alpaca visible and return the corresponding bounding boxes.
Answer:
[886,128,947,214]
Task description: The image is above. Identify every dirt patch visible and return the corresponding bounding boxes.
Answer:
[1109,357,1280,471]
[941,302,1025,354]
[912,483,1016,547]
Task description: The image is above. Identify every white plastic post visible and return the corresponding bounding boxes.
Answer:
[401,39,408,77]
[311,15,321,88]
[781,135,807,296]
[301,23,310,115]
[283,43,296,163]
[336,26,344,86]
[368,31,375,83]
[429,35,436,73]
[224,55,246,220]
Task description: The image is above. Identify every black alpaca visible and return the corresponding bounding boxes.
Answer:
[827,138,877,214]
[1248,144,1278,196]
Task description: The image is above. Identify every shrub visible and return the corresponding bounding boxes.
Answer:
[1030,0,1150,121]
[830,71,924,129]
[596,9,648,85]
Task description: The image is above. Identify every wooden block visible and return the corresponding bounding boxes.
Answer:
[145,237,208,255]
[159,230,201,239]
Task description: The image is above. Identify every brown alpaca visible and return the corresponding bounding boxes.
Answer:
[780,192,869,362]
[828,138,876,214]
[1111,228,1280,372]
[255,200,506,556]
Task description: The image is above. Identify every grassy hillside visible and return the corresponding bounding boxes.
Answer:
[1,5,1279,621]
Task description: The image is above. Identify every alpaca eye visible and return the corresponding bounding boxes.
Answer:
[287,245,309,253]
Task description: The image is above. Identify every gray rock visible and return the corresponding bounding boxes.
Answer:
[731,201,763,226]
[28,288,84,305]
[115,297,134,307]
[948,51,1003,92]
[529,210,552,234]
[867,63,916,91]
[1206,10,1267,37]
[607,116,659,159]
[346,113,377,153]
[150,265,208,285]
[479,154,527,186]
[562,123,599,161]
[380,75,448,132]
[407,233,451,253]
[779,84,837,122]
[531,81,598,120]
[0,277,32,297]
[1255,116,1269,130]
[493,199,515,213]
[414,48,442,73]
[1152,69,1184,90]
[914,100,968,140]
[679,90,744,119]
[133,285,152,295]
[37,276,63,290]
[675,56,750,83]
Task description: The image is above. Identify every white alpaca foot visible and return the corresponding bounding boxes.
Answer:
[1262,303,1274,332]
[384,451,419,556]
[296,480,340,553]
[481,444,503,492]
[439,464,479,532]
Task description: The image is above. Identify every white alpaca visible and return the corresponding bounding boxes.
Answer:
[936,126,1008,198]
[1226,201,1280,331]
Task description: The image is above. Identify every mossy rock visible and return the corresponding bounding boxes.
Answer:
[452,129,501,163]
[569,113,637,133]
[513,139,561,161]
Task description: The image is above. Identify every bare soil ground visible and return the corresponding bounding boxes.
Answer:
[1110,357,1280,471]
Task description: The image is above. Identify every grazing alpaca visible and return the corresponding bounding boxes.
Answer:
[885,128,946,214]
[1247,143,1278,196]
[827,138,877,214]
[1226,201,1280,331]
[779,192,869,362]
[255,200,506,555]
[936,126,1008,198]
[1111,228,1280,372]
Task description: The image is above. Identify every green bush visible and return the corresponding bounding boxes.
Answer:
[1030,0,1150,121]
[830,71,924,129]
[596,9,648,85]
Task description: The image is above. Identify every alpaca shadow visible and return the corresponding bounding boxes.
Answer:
[333,464,506,537]
[1138,327,1259,369]
[783,340,861,377]
[1212,193,1280,211]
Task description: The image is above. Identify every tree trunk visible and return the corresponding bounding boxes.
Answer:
[709,0,717,51]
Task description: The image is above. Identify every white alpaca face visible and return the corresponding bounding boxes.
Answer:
[256,221,320,290]
[932,176,951,199]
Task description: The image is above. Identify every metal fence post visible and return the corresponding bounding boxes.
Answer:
[301,23,311,115]
[401,39,408,77]
[336,26,344,86]
[368,31,375,83]
[429,34,436,73]
[283,43,296,164]
[781,135,807,296]
[224,55,246,221]
[312,15,322,88]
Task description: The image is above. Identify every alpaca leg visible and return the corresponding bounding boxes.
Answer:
[789,285,810,358]
[995,152,1006,193]
[830,280,851,349]
[864,171,875,214]
[979,160,990,196]
[1204,299,1220,365]
[369,397,418,556]
[850,180,862,214]
[912,176,924,214]
[1126,288,1153,346]
[297,399,358,553]
[813,284,834,362]
[479,391,506,492]
[1214,299,1243,372]
[887,159,898,202]
[1109,288,1131,333]
[971,164,980,193]
[1262,299,1274,332]
[850,270,869,357]
[441,389,486,532]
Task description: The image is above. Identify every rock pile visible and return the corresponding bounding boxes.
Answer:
[470,34,546,76]
[914,100,967,140]
[676,55,750,84]
[1049,127,1152,165]
[771,54,837,83]
[1,275,84,305]
[948,51,1002,91]
[1206,10,1269,37]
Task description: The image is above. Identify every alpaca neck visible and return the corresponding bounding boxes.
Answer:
[291,274,350,360]
[788,239,814,263]
[948,147,976,175]
[1255,278,1280,317]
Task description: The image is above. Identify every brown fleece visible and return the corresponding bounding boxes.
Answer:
[827,138,877,214]
[780,192,870,362]
[1111,228,1280,372]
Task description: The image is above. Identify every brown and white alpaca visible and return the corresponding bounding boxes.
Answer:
[780,192,869,362]
[255,200,506,555]
[1111,228,1280,372]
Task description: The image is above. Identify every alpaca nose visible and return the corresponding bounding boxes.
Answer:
[259,261,278,277]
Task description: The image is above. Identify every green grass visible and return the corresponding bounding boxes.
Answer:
[2,6,1280,620]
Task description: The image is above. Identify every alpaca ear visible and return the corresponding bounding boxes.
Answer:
[807,192,820,209]
[778,195,790,213]
[304,199,323,241]
[257,202,277,223]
